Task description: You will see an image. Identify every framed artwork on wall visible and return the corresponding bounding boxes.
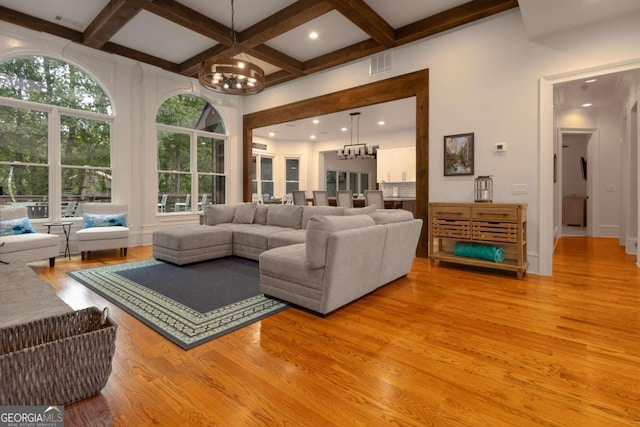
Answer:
[444,133,474,176]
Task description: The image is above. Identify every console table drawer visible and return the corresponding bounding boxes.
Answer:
[472,221,519,243]
[431,206,471,219]
[472,206,518,221]
[431,219,470,238]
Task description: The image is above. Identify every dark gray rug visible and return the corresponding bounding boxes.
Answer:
[68,257,288,349]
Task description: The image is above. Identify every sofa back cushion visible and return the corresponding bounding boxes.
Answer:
[204,204,236,225]
[369,209,414,224]
[232,202,257,224]
[301,206,345,229]
[343,205,376,216]
[0,206,28,221]
[254,204,269,224]
[267,205,303,229]
[305,214,375,269]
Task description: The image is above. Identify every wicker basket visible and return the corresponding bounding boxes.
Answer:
[0,307,117,406]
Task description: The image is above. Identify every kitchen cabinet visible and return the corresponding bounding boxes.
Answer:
[377,147,415,182]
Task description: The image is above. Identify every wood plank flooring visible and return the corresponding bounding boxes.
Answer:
[30,237,640,426]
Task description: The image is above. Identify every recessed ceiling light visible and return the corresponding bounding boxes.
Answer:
[585,79,597,83]
[378,121,385,126]
[341,127,348,132]
[582,103,592,107]
[312,119,319,124]
[268,132,275,137]
[309,31,318,40]
[310,135,316,140]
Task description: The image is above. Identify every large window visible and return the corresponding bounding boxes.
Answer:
[284,158,300,194]
[156,95,226,213]
[252,154,274,200]
[0,56,112,219]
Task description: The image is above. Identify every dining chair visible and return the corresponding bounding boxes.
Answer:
[252,193,263,204]
[174,193,191,212]
[292,190,307,206]
[157,194,168,213]
[282,193,294,205]
[198,194,208,211]
[312,191,329,206]
[336,190,354,208]
[364,190,385,209]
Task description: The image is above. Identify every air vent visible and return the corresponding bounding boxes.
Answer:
[369,51,393,77]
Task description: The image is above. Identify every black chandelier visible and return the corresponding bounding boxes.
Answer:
[338,112,378,160]
[198,0,265,95]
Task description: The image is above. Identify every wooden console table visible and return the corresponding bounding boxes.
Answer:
[428,202,528,279]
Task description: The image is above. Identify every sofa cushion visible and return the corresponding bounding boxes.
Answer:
[254,204,268,224]
[233,224,295,250]
[0,233,59,253]
[267,205,303,229]
[370,209,414,224]
[84,213,127,228]
[1,216,36,235]
[301,205,344,229]
[305,214,375,269]
[76,226,129,241]
[260,244,325,290]
[343,205,376,216]
[204,204,236,225]
[268,229,306,249]
[233,202,257,224]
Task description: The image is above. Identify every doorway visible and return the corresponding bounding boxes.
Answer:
[558,131,595,237]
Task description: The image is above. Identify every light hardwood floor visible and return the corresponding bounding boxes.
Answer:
[31,237,640,426]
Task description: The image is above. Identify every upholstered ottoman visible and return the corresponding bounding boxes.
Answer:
[152,225,232,265]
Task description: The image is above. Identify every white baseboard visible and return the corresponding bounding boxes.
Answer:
[626,238,638,255]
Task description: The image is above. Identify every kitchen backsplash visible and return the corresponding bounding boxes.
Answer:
[380,182,416,198]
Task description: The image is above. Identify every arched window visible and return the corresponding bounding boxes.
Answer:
[156,95,226,213]
[0,55,113,219]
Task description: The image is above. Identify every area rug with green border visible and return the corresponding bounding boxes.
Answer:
[68,256,288,349]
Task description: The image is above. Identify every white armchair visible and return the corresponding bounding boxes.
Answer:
[76,203,129,260]
[0,206,59,267]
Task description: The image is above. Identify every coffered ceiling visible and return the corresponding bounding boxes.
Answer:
[0,0,519,88]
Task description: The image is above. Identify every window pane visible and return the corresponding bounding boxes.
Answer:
[285,158,299,181]
[61,116,110,167]
[360,173,369,193]
[0,56,111,114]
[0,164,49,219]
[261,182,274,200]
[285,182,299,193]
[198,174,225,205]
[252,156,257,181]
[0,105,48,163]
[158,172,190,213]
[156,95,225,133]
[326,170,336,197]
[260,157,273,181]
[338,172,347,191]
[349,173,357,194]
[158,131,190,172]
[62,166,111,207]
[198,136,224,174]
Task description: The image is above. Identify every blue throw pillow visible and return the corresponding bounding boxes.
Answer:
[84,213,127,228]
[0,216,36,235]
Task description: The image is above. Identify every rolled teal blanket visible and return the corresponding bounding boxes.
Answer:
[454,242,504,262]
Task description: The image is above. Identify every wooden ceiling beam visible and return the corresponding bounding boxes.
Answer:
[240,0,334,48]
[179,45,236,77]
[83,0,148,48]
[303,38,383,75]
[0,6,83,44]
[395,0,519,45]
[142,0,234,45]
[244,45,303,75]
[326,0,395,47]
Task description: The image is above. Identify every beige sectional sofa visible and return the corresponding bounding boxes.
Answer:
[154,202,423,314]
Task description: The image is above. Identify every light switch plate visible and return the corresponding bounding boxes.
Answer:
[512,184,528,195]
